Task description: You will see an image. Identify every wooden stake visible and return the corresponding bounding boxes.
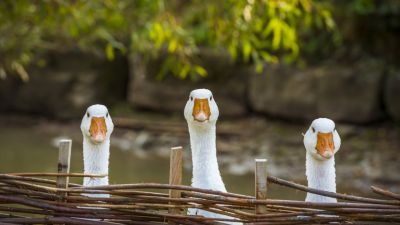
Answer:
[255,158,267,214]
[56,140,72,199]
[169,146,183,216]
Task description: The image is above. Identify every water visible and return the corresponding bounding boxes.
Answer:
[0,124,305,200]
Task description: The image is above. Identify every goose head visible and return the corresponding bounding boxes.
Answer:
[184,89,219,127]
[303,118,341,161]
[81,104,114,144]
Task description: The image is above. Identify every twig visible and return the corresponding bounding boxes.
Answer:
[8,173,107,178]
[371,186,400,201]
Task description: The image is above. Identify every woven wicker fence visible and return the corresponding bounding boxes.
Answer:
[0,140,399,224]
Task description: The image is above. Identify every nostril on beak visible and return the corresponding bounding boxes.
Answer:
[323,151,333,158]
[94,134,103,141]
[194,113,207,122]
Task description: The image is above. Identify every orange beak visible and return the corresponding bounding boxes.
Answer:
[89,117,107,144]
[192,98,211,122]
[316,132,335,158]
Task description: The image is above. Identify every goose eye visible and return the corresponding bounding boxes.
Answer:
[311,127,315,133]
[190,96,193,101]
[86,112,90,118]
[210,96,213,101]
[106,112,109,118]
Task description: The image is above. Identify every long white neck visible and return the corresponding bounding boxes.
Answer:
[83,137,109,187]
[305,153,337,202]
[188,124,226,192]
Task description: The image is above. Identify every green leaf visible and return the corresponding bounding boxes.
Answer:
[168,39,178,53]
[255,61,264,73]
[105,43,115,60]
[194,65,207,77]
[179,64,191,79]
[0,68,7,79]
[271,22,282,50]
[260,51,278,63]
[242,40,252,62]
[228,43,238,60]
[11,62,29,82]
[262,18,276,38]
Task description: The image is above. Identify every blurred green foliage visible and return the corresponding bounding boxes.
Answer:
[0,0,337,81]
[349,0,400,15]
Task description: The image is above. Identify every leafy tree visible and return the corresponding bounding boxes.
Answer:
[0,0,336,81]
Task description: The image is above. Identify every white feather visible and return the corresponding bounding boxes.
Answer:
[303,118,341,203]
[80,104,114,198]
[184,89,240,224]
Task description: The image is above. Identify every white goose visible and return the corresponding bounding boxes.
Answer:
[184,89,239,223]
[303,118,341,202]
[80,104,114,197]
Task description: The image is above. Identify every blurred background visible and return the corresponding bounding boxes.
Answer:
[0,0,399,198]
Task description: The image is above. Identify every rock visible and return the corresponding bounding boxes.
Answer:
[249,60,386,123]
[127,50,248,117]
[249,65,318,120]
[0,70,80,118]
[0,51,128,118]
[317,60,385,123]
[384,70,400,122]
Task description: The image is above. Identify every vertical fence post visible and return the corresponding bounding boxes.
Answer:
[169,146,183,216]
[255,158,268,214]
[57,139,72,200]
